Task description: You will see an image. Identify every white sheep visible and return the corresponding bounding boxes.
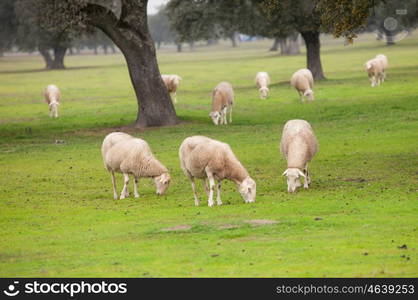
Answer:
[161,74,182,103]
[101,132,171,200]
[210,81,234,125]
[290,68,314,101]
[179,136,256,206]
[44,84,61,118]
[255,72,271,99]
[375,54,388,82]
[365,58,385,87]
[280,120,318,193]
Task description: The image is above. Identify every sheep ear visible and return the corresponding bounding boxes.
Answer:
[282,170,288,176]
[298,170,306,178]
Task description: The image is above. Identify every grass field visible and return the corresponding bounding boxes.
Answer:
[0,35,417,277]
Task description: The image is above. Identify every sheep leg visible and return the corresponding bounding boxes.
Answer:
[229,106,232,123]
[303,164,310,189]
[110,171,118,200]
[133,176,139,198]
[216,181,222,206]
[120,173,130,199]
[204,178,210,196]
[205,168,215,207]
[173,92,177,104]
[190,177,200,206]
[299,91,304,102]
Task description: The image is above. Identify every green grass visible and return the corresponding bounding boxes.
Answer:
[0,35,417,277]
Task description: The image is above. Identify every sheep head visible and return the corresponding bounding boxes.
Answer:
[209,111,222,125]
[154,172,171,195]
[239,177,256,203]
[304,89,314,101]
[259,87,269,99]
[283,168,305,193]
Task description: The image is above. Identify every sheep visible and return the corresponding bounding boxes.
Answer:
[210,81,234,125]
[255,71,271,99]
[44,84,61,118]
[161,74,182,104]
[375,54,388,82]
[179,135,256,207]
[101,132,171,200]
[280,120,318,193]
[365,58,385,87]
[290,68,314,102]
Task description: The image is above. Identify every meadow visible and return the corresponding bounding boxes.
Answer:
[0,35,417,277]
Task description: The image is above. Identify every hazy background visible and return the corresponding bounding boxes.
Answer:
[148,0,168,15]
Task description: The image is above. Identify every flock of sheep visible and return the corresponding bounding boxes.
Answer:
[43,53,388,206]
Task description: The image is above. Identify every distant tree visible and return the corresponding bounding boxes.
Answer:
[148,5,174,48]
[14,0,84,69]
[0,0,17,56]
[35,0,178,127]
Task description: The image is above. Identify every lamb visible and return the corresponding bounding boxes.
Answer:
[101,132,171,200]
[255,72,271,99]
[365,58,385,87]
[280,120,318,193]
[290,69,314,101]
[161,74,182,103]
[210,81,234,125]
[179,136,256,207]
[375,54,388,82]
[44,84,61,118]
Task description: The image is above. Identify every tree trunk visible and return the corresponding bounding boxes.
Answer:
[269,37,279,51]
[83,2,179,127]
[38,45,53,69]
[287,33,300,55]
[300,31,325,80]
[384,31,396,45]
[176,43,182,52]
[278,38,287,55]
[230,32,237,48]
[51,46,67,69]
[68,47,74,55]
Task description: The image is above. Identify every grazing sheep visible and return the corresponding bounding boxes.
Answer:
[179,136,256,206]
[290,69,314,101]
[210,81,234,125]
[101,132,171,200]
[280,120,318,193]
[161,74,182,103]
[44,84,61,118]
[255,71,271,99]
[365,58,385,87]
[375,54,388,82]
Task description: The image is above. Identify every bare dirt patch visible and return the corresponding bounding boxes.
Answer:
[218,224,241,230]
[161,225,191,232]
[244,219,278,227]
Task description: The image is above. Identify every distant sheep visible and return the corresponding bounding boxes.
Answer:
[375,54,388,82]
[255,72,270,99]
[290,69,314,101]
[44,84,61,118]
[365,58,384,87]
[162,74,182,103]
[179,136,256,206]
[101,132,171,199]
[210,81,234,125]
[280,120,318,193]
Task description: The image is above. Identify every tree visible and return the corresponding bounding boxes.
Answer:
[149,5,174,48]
[37,0,178,127]
[14,0,81,69]
[261,0,326,80]
[0,0,17,56]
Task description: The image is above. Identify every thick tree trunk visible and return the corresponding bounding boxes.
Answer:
[83,2,179,127]
[38,45,53,69]
[278,38,287,54]
[51,46,67,69]
[269,37,279,51]
[300,31,325,80]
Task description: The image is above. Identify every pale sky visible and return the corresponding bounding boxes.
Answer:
[147,0,168,15]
